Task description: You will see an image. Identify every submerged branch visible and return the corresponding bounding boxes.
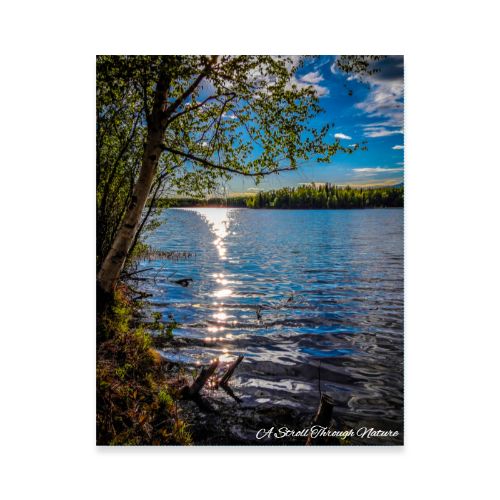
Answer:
[183,359,220,397]
[219,354,244,386]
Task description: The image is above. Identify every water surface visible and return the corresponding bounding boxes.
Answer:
[143,208,404,443]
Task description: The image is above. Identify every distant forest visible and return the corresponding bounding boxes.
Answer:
[152,184,404,210]
[152,196,248,208]
[246,184,403,209]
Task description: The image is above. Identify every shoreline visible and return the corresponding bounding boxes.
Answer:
[171,206,404,210]
[153,333,403,446]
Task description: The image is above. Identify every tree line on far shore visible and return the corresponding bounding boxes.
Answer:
[151,196,248,208]
[152,184,403,210]
[247,184,403,209]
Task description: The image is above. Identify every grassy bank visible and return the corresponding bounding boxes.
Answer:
[96,287,192,446]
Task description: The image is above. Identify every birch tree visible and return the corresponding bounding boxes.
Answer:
[96,55,381,309]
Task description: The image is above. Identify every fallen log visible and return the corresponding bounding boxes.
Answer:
[306,393,334,446]
[182,359,220,398]
[219,354,244,386]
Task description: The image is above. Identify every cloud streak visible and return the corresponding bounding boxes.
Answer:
[334,133,352,140]
[349,177,404,187]
[364,127,404,138]
[353,167,404,173]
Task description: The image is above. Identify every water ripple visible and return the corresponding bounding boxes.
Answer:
[144,207,404,441]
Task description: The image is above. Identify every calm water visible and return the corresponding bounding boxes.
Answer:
[143,208,404,442]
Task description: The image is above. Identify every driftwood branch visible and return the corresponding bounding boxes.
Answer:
[182,359,220,398]
[153,262,168,281]
[219,354,244,386]
[122,267,154,279]
[219,383,243,404]
[306,393,334,446]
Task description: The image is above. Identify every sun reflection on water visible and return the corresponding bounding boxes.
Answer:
[196,208,232,241]
[189,209,240,346]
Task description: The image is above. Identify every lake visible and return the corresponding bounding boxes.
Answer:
[143,207,404,444]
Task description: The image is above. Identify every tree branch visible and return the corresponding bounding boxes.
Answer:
[153,162,185,185]
[165,92,235,127]
[162,56,218,121]
[158,145,296,178]
[232,108,263,148]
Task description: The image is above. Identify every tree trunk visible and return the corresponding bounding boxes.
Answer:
[96,73,171,312]
[96,57,217,313]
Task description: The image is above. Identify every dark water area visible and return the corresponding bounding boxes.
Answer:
[142,208,404,444]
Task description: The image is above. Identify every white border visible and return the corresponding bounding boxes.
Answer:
[90,56,410,458]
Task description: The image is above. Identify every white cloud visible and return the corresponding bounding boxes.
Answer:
[289,76,329,97]
[330,55,340,74]
[348,144,357,147]
[353,167,404,173]
[392,145,404,150]
[334,133,352,140]
[300,71,324,84]
[397,162,404,165]
[356,84,404,127]
[285,60,329,96]
[247,187,264,192]
[352,56,404,136]
[364,127,404,138]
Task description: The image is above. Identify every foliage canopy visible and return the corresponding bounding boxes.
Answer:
[96,55,384,269]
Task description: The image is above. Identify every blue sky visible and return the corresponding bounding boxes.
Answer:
[227,55,404,196]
